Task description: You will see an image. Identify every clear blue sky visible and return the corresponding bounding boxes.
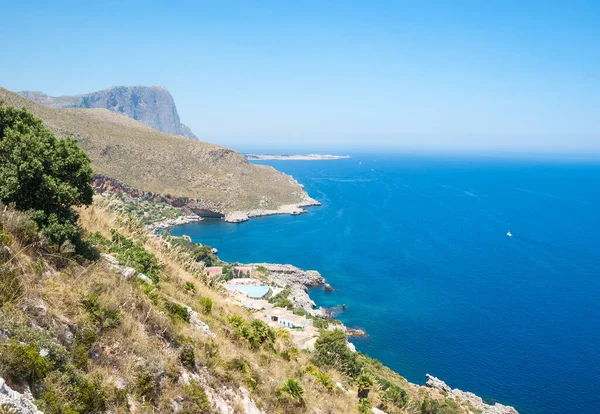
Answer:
[1,1,599,152]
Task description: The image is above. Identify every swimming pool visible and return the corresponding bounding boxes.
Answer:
[226,285,270,298]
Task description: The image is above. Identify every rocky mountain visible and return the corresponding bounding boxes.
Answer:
[1,86,314,215]
[19,86,198,139]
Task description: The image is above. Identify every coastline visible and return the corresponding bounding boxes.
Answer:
[99,175,519,413]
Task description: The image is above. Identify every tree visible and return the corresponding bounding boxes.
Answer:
[0,104,93,247]
[314,328,363,377]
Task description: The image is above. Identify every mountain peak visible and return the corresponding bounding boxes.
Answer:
[18,86,197,140]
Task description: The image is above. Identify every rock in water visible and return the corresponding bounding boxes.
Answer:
[19,86,198,139]
[424,374,519,414]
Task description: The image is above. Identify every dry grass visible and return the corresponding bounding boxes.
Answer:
[0,204,465,413]
[0,87,311,212]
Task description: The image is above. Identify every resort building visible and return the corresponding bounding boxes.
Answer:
[257,308,313,329]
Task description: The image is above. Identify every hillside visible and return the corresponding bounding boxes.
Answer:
[19,86,197,140]
[0,201,518,413]
[1,87,315,215]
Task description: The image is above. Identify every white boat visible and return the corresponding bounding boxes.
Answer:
[507,231,513,237]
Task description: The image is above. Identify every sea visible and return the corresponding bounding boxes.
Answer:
[171,153,600,414]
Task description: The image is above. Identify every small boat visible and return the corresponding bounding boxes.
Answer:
[507,231,513,237]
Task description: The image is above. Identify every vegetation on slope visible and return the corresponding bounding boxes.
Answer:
[0,104,481,413]
[0,87,312,213]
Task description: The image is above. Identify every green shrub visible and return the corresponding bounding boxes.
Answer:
[183,281,196,294]
[71,326,99,370]
[0,267,21,307]
[268,285,293,309]
[314,329,362,377]
[229,316,275,350]
[279,378,304,405]
[203,341,219,361]
[220,264,235,281]
[37,372,107,414]
[356,373,373,398]
[81,292,120,329]
[182,379,211,413]
[134,370,157,402]
[165,300,190,322]
[109,230,161,283]
[358,398,373,413]
[381,385,409,409]
[228,356,249,373]
[228,314,245,328]
[315,370,334,390]
[0,104,93,250]
[0,340,50,383]
[199,296,212,314]
[180,345,195,370]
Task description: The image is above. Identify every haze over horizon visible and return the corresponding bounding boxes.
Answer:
[1,1,598,151]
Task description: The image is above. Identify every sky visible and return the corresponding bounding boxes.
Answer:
[1,0,599,152]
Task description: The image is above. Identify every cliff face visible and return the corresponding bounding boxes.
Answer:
[19,86,198,140]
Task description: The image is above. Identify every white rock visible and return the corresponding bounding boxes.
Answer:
[424,374,518,414]
[185,306,216,338]
[0,377,44,414]
[224,212,249,223]
[137,273,154,284]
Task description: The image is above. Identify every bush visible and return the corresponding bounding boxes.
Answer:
[134,370,158,402]
[0,104,93,250]
[165,300,190,322]
[279,378,304,405]
[183,281,196,294]
[229,316,275,350]
[71,326,99,370]
[356,373,373,398]
[358,398,373,414]
[199,296,212,314]
[182,379,211,413]
[314,329,362,377]
[109,230,161,283]
[0,340,50,383]
[180,345,195,370]
[81,293,120,330]
[315,370,334,390]
[268,285,294,309]
[381,385,409,409]
[220,264,235,281]
[37,372,107,414]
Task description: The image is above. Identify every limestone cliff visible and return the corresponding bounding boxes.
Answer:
[19,86,197,139]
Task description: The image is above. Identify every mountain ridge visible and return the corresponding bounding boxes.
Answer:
[18,85,198,140]
[1,86,314,215]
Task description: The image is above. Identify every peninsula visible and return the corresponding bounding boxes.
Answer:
[246,154,351,160]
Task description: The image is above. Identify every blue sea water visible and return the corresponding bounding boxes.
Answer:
[172,154,600,414]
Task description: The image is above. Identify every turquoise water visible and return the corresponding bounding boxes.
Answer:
[226,285,270,298]
[172,154,600,413]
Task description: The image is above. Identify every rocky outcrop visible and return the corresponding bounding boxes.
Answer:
[0,377,44,414]
[101,253,154,285]
[93,174,224,218]
[181,369,264,414]
[424,374,518,414]
[19,86,198,139]
[250,263,326,315]
[223,199,321,223]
